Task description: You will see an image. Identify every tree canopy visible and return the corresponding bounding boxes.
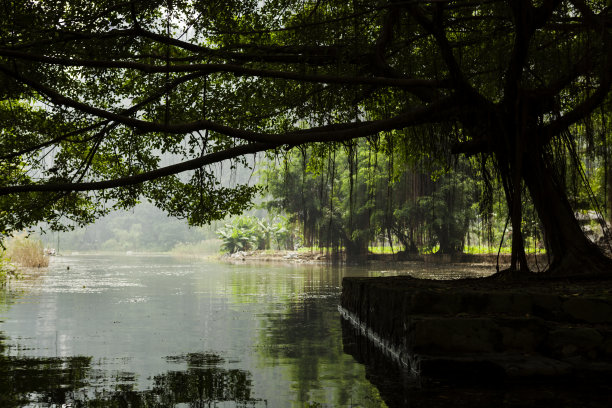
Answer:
[0,0,610,275]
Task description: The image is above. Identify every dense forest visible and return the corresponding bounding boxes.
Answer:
[258,114,612,261]
[50,121,612,258]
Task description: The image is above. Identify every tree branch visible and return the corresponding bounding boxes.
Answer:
[407,3,482,100]
[0,49,445,90]
[0,62,455,143]
[540,0,611,144]
[504,0,561,103]
[373,5,401,77]
[0,71,208,160]
[0,95,459,195]
[0,143,277,194]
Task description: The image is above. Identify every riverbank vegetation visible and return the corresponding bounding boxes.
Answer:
[215,215,295,254]
[0,252,10,283]
[1,235,48,269]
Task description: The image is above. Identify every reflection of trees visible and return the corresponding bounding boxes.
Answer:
[150,353,256,406]
[341,320,612,408]
[257,293,384,407]
[2,287,93,406]
[0,355,91,407]
[259,297,332,395]
[341,319,412,408]
[0,352,261,407]
[1,284,28,313]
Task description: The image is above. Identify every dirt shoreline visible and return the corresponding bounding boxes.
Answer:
[217,249,544,267]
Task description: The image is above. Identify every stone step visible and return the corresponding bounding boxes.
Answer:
[342,312,612,388]
[415,352,612,383]
[341,276,612,385]
[408,316,547,355]
[341,277,612,324]
[415,352,576,383]
[414,352,612,385]
[406,316,612,358]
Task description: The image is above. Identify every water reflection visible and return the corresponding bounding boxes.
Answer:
[0,354,91,407]
[229,265,385,406]
[257,295,372,406]
[0,255,387,406]
[341,317,612,408]
[158,353,256,404]
[0,351,262,406]
[341,318,416,408]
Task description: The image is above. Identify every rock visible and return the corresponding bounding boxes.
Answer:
[500,355,574,378]
[498,318,547,352]
[417,353,574,382]
[410,317,499,354]
[602,337,612,357]
[562,298,612,323]
[230,251,248,259]
[547,327,604,358]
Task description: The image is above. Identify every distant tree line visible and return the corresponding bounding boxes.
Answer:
[52,203,218,252]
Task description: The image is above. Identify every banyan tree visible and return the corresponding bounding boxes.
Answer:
[0,0,610,276]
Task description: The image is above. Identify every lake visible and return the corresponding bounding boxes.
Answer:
[0,254,492,407]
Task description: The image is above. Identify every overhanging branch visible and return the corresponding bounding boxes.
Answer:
[0,143,276,194]
[0,63,456,144]
[0,49,445,90]
[0,96,458,195]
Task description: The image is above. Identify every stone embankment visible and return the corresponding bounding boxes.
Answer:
[341,276,612,384]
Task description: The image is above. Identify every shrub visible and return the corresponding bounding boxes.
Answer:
[6,235,49,268]
[216,215,298,253]
[0,256,7,282]
[216,217,258,254]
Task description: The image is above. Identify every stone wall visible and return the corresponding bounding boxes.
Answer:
[341,276,612,383]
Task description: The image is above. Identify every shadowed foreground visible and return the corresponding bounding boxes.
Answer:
[341,275,612,407]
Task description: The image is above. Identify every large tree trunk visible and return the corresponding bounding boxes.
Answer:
[521,148,612,276]
[436,224,461,255]
[343,236,369,263]
[608,163,612,225]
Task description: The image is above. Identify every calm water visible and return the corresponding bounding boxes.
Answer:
[0,254,492,407]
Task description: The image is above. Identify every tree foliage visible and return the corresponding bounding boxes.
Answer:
[262,138,487,257]
[0,0,610,275]
[216,215,294,253]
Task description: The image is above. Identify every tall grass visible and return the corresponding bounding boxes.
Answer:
[0,251,8,282]
[5,235,49,268]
